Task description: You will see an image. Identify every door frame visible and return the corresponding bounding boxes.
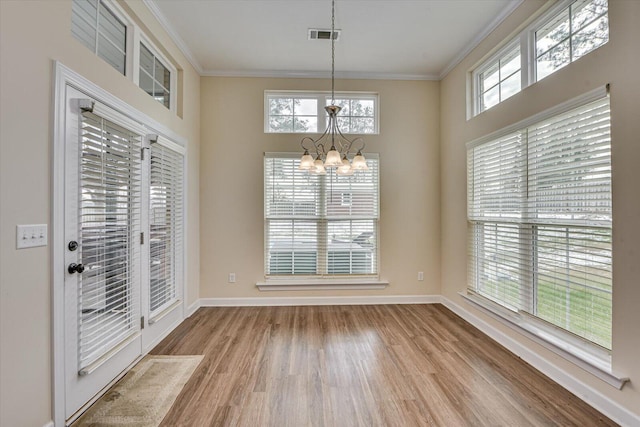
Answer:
[52,61,189,426]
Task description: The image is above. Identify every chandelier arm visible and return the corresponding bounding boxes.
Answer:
[300,137,316,152]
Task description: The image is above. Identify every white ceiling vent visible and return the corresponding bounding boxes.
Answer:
[308,28,341,41]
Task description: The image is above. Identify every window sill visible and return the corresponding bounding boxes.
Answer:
[460,291,629,390]
[257,278,389,291]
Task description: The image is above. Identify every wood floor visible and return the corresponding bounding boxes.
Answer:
[152,304,616,426]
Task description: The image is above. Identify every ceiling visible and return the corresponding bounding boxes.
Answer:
[146,0,523,80]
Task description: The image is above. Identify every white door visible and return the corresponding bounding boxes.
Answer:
[64,90,145,418]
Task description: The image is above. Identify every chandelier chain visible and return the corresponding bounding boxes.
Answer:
[331,0,335,104]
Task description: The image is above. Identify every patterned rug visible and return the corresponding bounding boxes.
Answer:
[73,355,203,427]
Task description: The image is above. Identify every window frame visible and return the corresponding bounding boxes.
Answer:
[465,86,622,385]
[71,0,179,113]
[264,91,380,135]
[134,33,178,111]
[263,152,380,281]
[469,0,609,117]
[71,0,133,76]
[472,40,523,115]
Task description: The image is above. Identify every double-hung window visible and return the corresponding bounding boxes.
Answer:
[264,153,379,277]
[467,90,612,353]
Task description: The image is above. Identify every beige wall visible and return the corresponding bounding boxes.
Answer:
[440,0,640,419]
[200,77,440,298]
[0,1,200,426]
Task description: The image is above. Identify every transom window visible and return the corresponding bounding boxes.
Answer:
[470,0,608,116]
[536,0,609,80]
[264,153,379,277]
[265,91,379,134]
[467,91,612,351]
[474,43,521,113]
[139,42,172,109]
[71,0,127,75]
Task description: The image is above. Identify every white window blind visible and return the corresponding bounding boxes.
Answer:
[148,139,184,316]
[264,153,379,277]
[72,0,127,75]
[467,94,612,349]
[78,110,141,370]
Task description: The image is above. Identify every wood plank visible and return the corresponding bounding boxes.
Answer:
[152,304,617,426]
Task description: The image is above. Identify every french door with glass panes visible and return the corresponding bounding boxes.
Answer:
[63,87,184,420]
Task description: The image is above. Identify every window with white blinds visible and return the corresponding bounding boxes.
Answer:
[78,110,141,370]
[467,93,612,349]
[72,0,127,75]
[149,139,184,316]
[264,153,379,277]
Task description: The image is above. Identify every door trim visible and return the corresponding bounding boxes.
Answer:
[52,61,188,426]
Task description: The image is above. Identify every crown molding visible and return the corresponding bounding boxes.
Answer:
[200,69,439,81]
[143,0,204,75]
[439,0,524,80]
[144,0,522,81]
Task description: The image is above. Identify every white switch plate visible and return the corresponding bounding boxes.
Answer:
[418,271,424,281]
[16,224,48,249]
[228,273,236,283]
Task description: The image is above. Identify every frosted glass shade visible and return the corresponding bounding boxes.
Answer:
[324,147,342,167]
[351,153,369,171]
[299,152,314,170]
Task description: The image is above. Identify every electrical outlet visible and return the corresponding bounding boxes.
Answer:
[16,224,48,249]
[228,273,236,283]
[418,271,424,281]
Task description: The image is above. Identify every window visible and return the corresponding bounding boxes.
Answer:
[470,0,608,116]
[474,43,521,113]
[265,91,379,134]
[264,153,379,277]
[149,137,184,316]
[536,0,609,80]
[139,42,172,109]
[72,0,127,75]
[467,91,612,350]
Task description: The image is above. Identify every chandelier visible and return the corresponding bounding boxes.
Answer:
[298,0,369,176]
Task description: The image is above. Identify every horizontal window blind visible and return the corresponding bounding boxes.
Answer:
[264,153,379,277]
[149,140,183,315]
[79,110,141,370]
[467,94,612,349]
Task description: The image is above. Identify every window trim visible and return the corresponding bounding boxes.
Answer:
[469,0,609,117]
[264,91,380,135]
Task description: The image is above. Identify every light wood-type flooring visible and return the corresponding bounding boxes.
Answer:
[152,304,616,426]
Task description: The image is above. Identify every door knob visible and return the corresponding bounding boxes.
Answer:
[68,263,85,274]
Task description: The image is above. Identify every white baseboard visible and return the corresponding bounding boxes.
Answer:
[42,421,54,427]
[440,297,640,427]
[186,299,200,317]
[199,294,441,307]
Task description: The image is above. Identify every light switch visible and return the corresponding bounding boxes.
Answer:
[16,224,48,249]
